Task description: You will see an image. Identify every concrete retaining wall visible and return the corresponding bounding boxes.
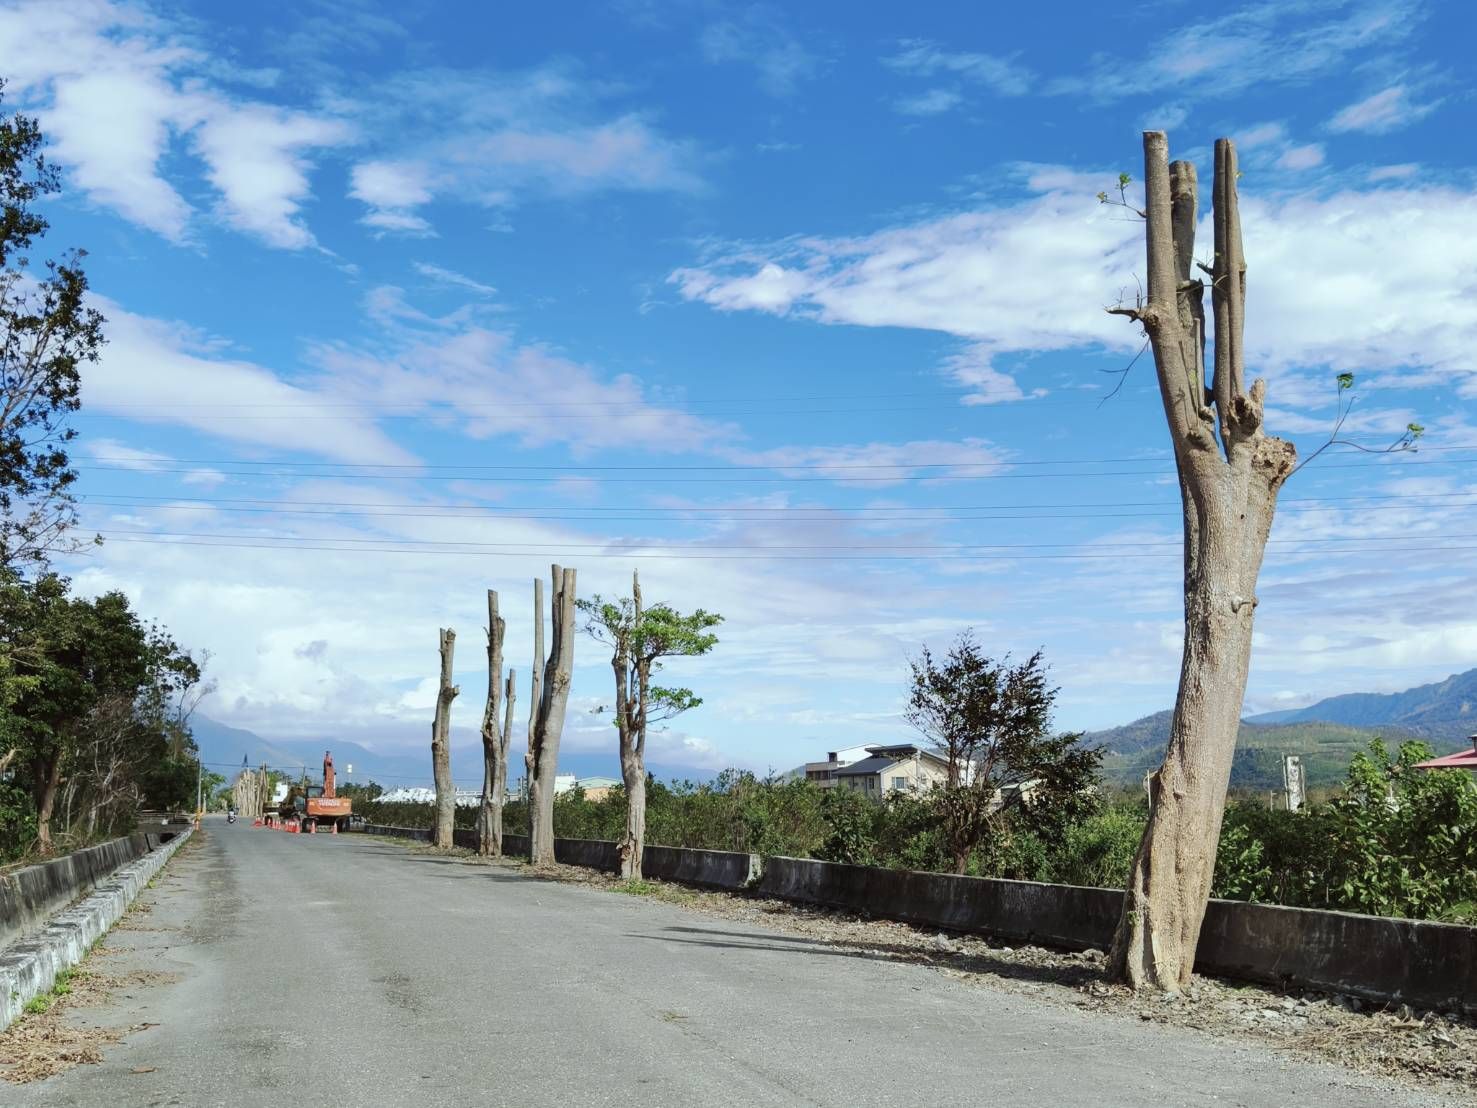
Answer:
[1,830,180,950]
[0,828,193,1028]
[353,826,1476,1013]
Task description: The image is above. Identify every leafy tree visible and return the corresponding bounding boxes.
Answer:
[905,632,1101,874]
[579,571,721,878]
[0,84,105,572]
[1,572,201,855]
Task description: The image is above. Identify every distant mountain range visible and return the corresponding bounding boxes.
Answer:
[1244,667,1477,738]
[1089,666,1476,789]
[189,715,711,789]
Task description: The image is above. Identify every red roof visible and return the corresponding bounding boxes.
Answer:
[1414,748,1477,770]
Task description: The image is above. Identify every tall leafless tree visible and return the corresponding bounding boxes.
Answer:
[526,564,576,866]
[431,627,459,849]
[477,589,516,856]
[1104,132,1296,992]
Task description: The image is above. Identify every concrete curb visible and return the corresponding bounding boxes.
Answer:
[0,827,194,1028]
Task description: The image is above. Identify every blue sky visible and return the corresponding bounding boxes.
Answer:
[4,0,1475,780]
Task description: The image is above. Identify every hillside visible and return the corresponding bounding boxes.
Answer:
[1091,714,1427,790]
[1245,667,1477,739]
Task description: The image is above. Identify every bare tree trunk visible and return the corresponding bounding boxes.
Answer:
[34,754,62,856]
[1107,133,1295,992]
[431,628,459,849]
[478,590,511,857]
[528,565,576,866]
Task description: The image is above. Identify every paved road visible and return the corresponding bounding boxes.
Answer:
[15,820,1463,1107]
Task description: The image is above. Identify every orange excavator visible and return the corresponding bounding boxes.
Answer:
[279,751,352,833]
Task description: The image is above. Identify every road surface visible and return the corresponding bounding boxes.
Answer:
[13,820,1461,1107]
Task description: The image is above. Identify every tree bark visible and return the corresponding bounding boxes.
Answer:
[1107,133,1296,992]
[618,570,647,880]
[478,590,513,857]
[431,627,459,849]
[34,752,62,856]
[528,565,576,866]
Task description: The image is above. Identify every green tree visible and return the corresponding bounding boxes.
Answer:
[0,84,105,573]
[1,573,201,855]
[579,572,721,879]
[905,632,1101,874]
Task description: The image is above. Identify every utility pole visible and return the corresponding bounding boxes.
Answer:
[195,757,203,828]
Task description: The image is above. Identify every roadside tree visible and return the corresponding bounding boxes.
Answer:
[526,564,576,865]
[578,571,721,879]
[1100,133,1300,991]
[0,85,104,573]
[905,632,1100,875]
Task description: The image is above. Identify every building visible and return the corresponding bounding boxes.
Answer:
[800,745,875,789]
[571,776,621,801]
[833,744,950,799]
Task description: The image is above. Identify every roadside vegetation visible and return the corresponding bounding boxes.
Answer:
[361,735,1477,925]
[0,91,204,864]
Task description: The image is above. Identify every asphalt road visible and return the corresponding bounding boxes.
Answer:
[14,819,1462,1107]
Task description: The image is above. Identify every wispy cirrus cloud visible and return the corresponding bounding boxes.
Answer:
[1049,0,1422,101]
[344,65,703,236]
[700,7,819,97]
[1328,84,1441,134]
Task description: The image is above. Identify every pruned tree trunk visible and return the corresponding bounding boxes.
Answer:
[431,627,459,849]
[1107,133,1296,992]
[477,590,515,857]
[617,571,647,880]
[527,564,576,866]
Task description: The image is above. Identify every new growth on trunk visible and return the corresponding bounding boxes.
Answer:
[477,590,516,857]
[431,627,459,849]
[526,564,576,866]
[1106,133,1296,992]
[578,572,721,880]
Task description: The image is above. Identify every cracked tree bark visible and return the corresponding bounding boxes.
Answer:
[527,564,576,866]
[1108,133,1296,992]
[477,589,515,857]
[431,627,459,849]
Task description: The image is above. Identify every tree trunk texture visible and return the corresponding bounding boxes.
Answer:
[528,565,576,866]
[1108,133,1295,992]
[431,627,459,849]
[616,570,647,880]
[478,590,513,857]
[34,753,62,855]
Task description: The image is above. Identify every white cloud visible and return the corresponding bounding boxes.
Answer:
[894,89,964,117]
[307,319,737,457]
[728,438,1011,488]
[1328,85,1440,134]
[1052,0,1419,101]
[412,262,497,297]
[672,170,1477,393]
[700,12,817,97]
[344,67,701,236]
[85,296,415,465]
[190,100,352,249]
[0,0,349,248]
[883,40,1031,97]
[1275,143,1325,172]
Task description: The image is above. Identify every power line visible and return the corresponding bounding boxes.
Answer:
[94,530,1477,563]
[83,446,1472,473]
[74,453,1476,484]
[79,490,1477,525]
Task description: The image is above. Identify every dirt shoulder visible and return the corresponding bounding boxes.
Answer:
[379,836,1477,1101]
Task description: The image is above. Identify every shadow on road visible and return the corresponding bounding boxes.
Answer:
[631,925,1103,992]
